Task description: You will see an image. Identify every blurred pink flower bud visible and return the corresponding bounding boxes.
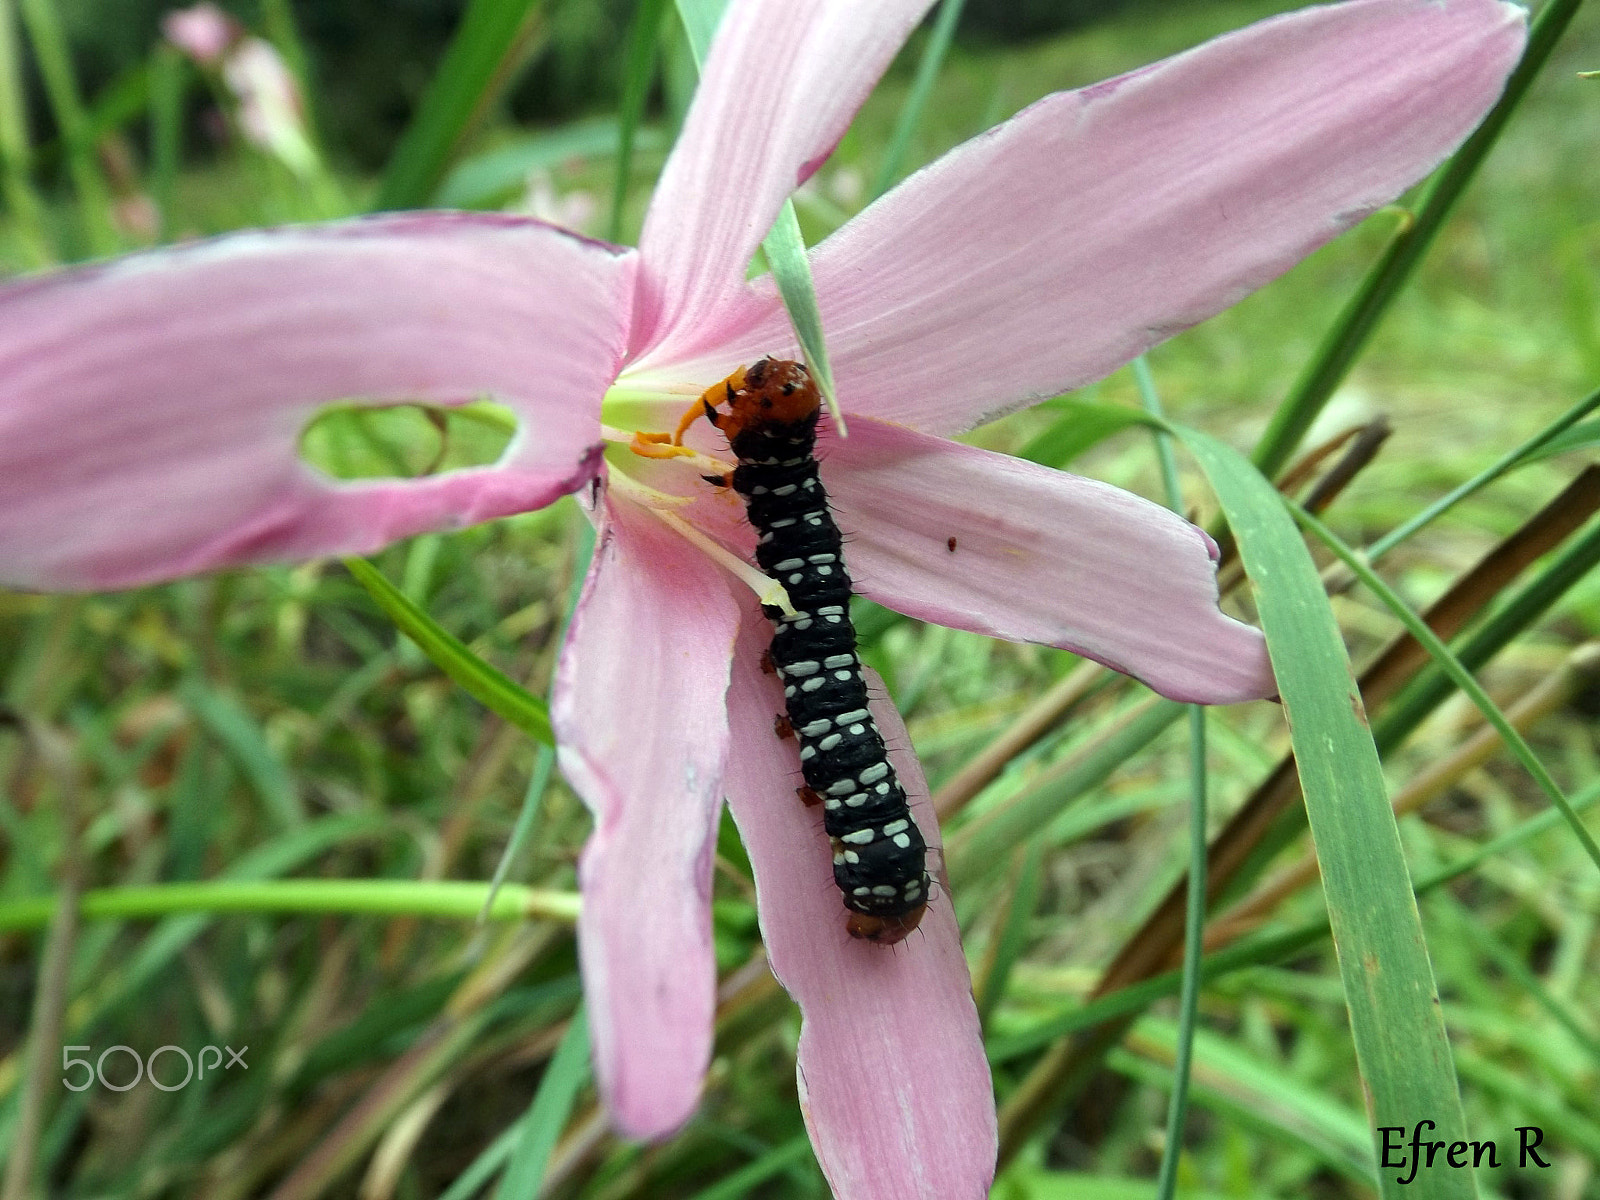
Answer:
[162,3,241,67]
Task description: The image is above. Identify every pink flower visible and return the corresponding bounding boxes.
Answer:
[162,2,241,67]
[0,0,1524,1193]
[164,3,319,177]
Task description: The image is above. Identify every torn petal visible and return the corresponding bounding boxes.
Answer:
[0,214,633,589]
[553,498,743,1138]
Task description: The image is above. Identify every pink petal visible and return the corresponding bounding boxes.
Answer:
[163,3,240,65]
[722,613,995,1200]
[0,214,633,589]
[825,418,1274,704]
[703,0,1526,432]
[552,497,743,1138]
[630,0,933,364]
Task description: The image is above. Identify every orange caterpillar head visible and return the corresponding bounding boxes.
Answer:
[845,905,927,946]
[692,357,820,445]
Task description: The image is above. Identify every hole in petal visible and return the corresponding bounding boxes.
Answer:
[299,400,517,481]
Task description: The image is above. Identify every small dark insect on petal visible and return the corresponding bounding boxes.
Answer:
[773,713,794,739]
[947,536,957,552]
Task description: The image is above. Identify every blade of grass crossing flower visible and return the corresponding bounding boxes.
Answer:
[15,0,116,256]
[1135,356,1206,1200]
[672,0,842,428]
[344,557,554,745]
[1170,424,1474,1200]
[610,0,671,242]
[493,1006,590,1200]
[762,202,843,431]
[375,0,546,211]
[1294,503,1600,875]
[1251,0,1583,479]
[872,0,965,199]
[1367,385,1600,560]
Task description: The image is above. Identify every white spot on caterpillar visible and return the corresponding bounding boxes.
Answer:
[823,654,853,669]
[893,833,912,849]
[882,819,909,836]
[818,733,842,751]
[785,661,819,675]
[858,763,889,785]
[773,558,804,571]
[841,828,874,844]
[802,677,825,692]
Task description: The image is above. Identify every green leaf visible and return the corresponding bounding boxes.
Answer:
[1017,399,1154,468]
[373,0,546,212]
[762,202,843,428]
[344,557,554,745]
[672,0,840,426]
[1295,503,1600,875]
[872,0,966,199]
[1170,424,1476,1200]
[673,0,728,66]
[1516,416,1600,464]
[436,117,662,209]
[494,1006,590,1199]
[610,0,673,241]
[180,678,304,829]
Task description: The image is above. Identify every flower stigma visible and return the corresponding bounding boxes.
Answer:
[599,371,796,616]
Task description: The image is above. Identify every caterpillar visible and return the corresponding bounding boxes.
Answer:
[692,357,929,945]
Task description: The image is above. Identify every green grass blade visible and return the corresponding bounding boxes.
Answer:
[673,0,727,67]
[1251,0,1582,478]
[372,0,546,212]
[1295,503,1600,874]
[1171,424,1475,1200]
[685,1135,814,1200]
[0,879,580,931]
[872,0,966,199]
[1016,399,1154,468]
[610,0,672,241]
[494,1006,590,1199]
[1367,385,1600,559]
[180,677,304,830]
[16,0,116,255]
[672,0,841,427]
[1376,515,1600,753]
[148,44,185,244]
[479,744,555,923]
[344,557,554,745]
[762,203,842,429]
[0,0,51,266]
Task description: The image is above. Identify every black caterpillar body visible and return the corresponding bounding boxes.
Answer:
[702,357,929,944]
